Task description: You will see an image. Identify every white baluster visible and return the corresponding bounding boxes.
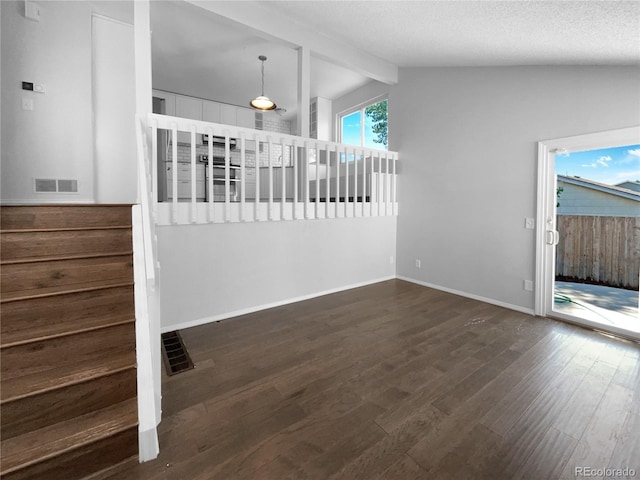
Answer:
[293,140,299,220]
[240,133,246,222]
[171,122,178,224]
[190,126,197,223]
[207,127,214,223]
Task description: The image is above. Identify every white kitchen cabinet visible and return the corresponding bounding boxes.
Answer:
[152,89,176,116]
[259,167,294,200]
[220,104,237,125]
[236,108,255,129]
[202,100,221,123]
[165,162,205,200]
[244,168,256,199]
[175,95,203,144]
[310,96,332,141]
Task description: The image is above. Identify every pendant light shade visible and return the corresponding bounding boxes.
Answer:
[250,55,277,111]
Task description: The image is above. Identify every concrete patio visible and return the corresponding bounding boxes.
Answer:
[554,280,640,334]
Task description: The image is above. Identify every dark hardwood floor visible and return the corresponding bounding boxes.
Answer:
[113,279,639,479]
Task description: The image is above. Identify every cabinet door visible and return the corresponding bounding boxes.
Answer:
[236,108,255,129]
[202,101,222,145]
[220,104,237,125]
[166,164,205,200]
[176,95,203,144]
[152,90,176,116]
[202,100,221,123]
[244,168,256,199]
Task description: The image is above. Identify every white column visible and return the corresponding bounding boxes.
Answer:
[297,46,310,138]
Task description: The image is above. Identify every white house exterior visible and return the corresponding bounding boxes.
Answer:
[557,175,640,217]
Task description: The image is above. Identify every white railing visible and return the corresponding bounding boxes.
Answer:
[133,115,160,461]
[147,113,398,225]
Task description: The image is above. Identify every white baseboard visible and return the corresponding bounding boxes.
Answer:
[0,198,97,205]
[160,275,396,333]
[396,275,535,316]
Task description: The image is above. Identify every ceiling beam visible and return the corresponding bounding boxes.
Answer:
[186,0,398,85]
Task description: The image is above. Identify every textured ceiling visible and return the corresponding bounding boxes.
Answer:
[265,0,640,67]
[151,1,640,122]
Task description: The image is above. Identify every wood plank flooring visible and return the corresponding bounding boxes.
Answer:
[113,279,640,480]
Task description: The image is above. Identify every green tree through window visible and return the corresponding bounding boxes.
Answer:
[365,99,387,148]
[340,98,388,152]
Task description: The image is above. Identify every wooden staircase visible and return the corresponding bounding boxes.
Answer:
[0,205,139,480]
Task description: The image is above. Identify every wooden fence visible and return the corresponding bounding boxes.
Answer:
[556,215,640,290]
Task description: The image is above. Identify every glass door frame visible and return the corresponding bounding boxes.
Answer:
[535,126,640,341]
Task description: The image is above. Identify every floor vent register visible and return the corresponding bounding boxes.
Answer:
[161,331,195,375]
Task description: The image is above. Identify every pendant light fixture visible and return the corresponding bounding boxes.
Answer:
[250,55,277,111]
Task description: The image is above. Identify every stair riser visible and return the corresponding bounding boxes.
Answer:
[0,206,132,230]
[1,368,137,440]
[0,255,133,295]
[1,323,136,385]
[1,286,134,346]
[0,205,139,479]
[0,426,138,480]
[1,229,132,262]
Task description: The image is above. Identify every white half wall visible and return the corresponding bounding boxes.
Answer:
[391,66,640,312]
[157,216,397,331]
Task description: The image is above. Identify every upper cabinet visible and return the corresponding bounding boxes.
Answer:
[153,90,258,145]
[175,96,203,144]
[220,104,237,125]
[236,108,256,129]
[152,89,176,116]
[202,100,221,123]
[310,97,332,141]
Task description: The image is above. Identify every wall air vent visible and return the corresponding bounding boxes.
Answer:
[57,179,78,193]
[35,179,57,192]
[34,178,79,193]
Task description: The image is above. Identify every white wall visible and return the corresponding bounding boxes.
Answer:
[391,66,640,312]
[157,216,397,331]
[1,1,133,203]
[92,15,137,204]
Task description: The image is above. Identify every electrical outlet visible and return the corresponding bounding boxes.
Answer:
[415,259,421,268]
[524,280,533,291]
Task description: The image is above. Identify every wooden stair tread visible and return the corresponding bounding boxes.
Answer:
[1,251,133,265]
[1,353,135,404]
[0,225,132,234]
[1,317,135,349]
[0,280,134,303]
[0,205,132,230]
[0,398,138,476]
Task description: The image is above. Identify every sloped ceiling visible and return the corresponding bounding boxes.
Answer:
[151,1,640,121]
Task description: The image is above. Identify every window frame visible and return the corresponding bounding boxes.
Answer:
[337,96,388,151]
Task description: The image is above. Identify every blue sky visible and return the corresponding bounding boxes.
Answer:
[555,144,640,186]
[342,111,385,150]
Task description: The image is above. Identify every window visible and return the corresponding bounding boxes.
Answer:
[340,99,388,151]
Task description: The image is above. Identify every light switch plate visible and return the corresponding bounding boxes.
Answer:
[25,1,40,21]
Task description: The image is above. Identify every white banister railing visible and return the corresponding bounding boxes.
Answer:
[146,113,398,225]
[133,115,160,460]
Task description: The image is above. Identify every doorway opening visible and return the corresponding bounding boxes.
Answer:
[536,127,640,340]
